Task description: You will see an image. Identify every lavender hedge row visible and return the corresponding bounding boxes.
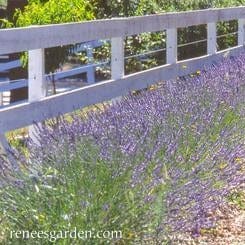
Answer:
[0,53,245,243]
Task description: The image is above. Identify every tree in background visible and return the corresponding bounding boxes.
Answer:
[91,0,243,18]
[90,0,159,18]
[91,0,243,74]
[13,0,94,93]
[0,0,7,18]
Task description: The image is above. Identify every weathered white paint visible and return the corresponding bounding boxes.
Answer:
[0,46,243,134]
[167,28,177,64]
[207,22,217,54]
[28,49,46,102]
[86,47,96,83]
[111,37,124,80]
[0,7,244,54]
[28,49,46,141]
[111,37,125,103]
[238,19,245,46]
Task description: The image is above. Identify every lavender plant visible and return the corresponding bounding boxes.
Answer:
[0,53,244,244]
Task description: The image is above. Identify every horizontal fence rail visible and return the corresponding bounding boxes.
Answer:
[0,7,245,162]
[0,40,106,73]
[0,31,239,95]
[0,61,109,93]
[0,59,21,72]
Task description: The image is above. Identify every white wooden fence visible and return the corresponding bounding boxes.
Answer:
[0,7,245,162]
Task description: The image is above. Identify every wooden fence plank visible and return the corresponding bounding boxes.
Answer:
[167,28,177,64]
[207,22,217,54]
[28,49,46,141]
[238,19,245,46]
[111,37,124,80]
[0,59,21,72]
[28,49,46,102]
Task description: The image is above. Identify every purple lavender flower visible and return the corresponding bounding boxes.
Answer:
[17,52,245,238]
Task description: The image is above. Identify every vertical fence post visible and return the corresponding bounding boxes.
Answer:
[111,37,124,80]
[111,37,124,102]
[166,28,177,64]
[207,23,217,55]
[238,19,245,46]
[86,46,95,83]
[28,49,46,141]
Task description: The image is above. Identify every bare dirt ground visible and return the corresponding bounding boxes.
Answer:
[141,191,245,245]
[170,190,245,245]
[193,204,245,245]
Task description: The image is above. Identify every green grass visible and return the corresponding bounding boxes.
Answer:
[228,190,245,210]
